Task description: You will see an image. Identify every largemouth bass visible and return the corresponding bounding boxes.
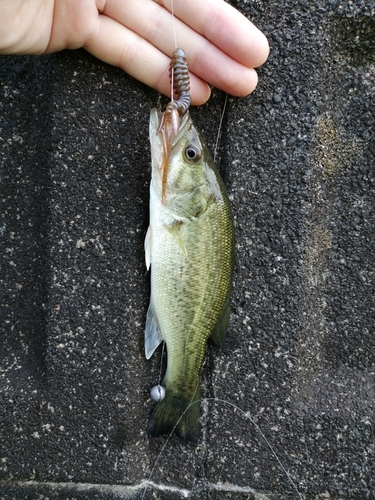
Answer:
[144,50,234,444]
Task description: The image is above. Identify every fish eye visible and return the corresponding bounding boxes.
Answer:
[184,144,202,163]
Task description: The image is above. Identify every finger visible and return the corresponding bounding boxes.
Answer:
[155,0,269,68]
[84,15,211,105]
[101,0,260,96]
[191,40,260,97]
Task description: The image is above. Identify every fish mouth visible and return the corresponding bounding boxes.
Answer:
[157,108,180,203]
[150,109,191,203]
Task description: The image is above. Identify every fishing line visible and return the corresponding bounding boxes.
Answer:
[141,397,303,500]
[142,4,300,499]
[158,341,165,384]
[214,93,228,164]
[170,0,178,50]
[204,398,303,500]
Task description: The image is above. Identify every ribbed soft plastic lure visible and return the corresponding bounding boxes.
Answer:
[144,49,235,444]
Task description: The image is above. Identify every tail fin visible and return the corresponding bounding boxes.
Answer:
[147,387,201,445]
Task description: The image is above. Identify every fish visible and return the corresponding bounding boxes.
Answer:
[144,49,235,444]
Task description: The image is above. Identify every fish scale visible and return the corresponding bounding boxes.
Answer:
[152,202,232,391]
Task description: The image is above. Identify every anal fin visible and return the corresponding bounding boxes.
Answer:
[145,300,163,359]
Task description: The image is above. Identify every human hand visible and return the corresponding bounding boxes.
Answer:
[0,0,269,105]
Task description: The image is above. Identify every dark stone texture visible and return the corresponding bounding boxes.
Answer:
[1,1,374,499]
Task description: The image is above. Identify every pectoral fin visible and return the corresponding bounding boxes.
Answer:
[166,221,188,260]
[209,296,231,351]
[145,300,163,359]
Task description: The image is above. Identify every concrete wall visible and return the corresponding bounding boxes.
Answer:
[1,1,374,498]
